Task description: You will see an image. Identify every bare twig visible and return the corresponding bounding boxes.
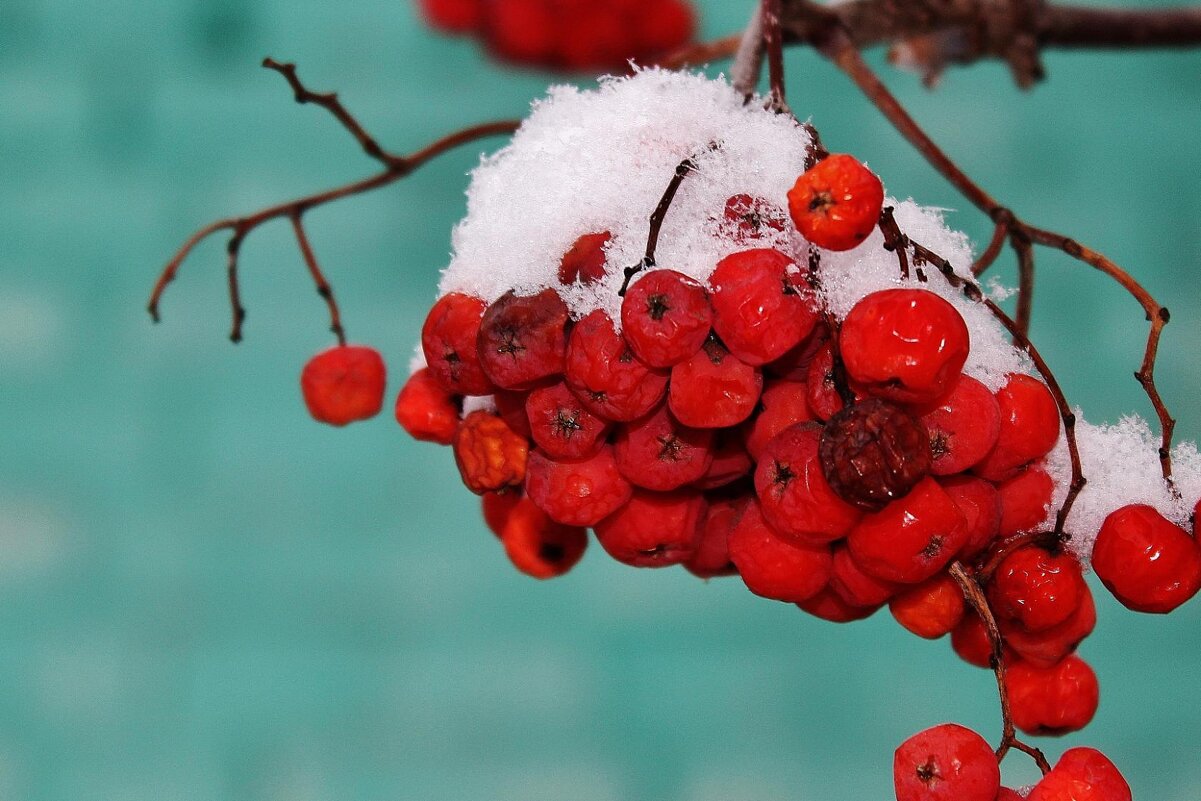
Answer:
[619,152,708,295]
[730,5,765,98]
[290,213,345,346]
[763,0,790,112]
[972,222,1008,276]
[1010,230,1035,340]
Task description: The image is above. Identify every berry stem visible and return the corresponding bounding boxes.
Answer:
[290,213,346,346]
[762,0,789,113]
[948,562,1052,776]
[878,206,911,280]
[619,152,708,296]
[1010,230,1035,341]
[972,221,1008,277]
[730,4,765,100]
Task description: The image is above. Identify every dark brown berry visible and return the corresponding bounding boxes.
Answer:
[819,398,932,511]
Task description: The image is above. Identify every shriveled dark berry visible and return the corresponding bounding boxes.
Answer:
[819,398,932,511]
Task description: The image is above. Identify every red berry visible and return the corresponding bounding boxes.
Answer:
[493,388,533,439]
[630,0,696,57]
[754,424,862,545]
[477,289,569,390]
[300,344,387,426]
[482,0,556,65]
[558,231,611,286]
[973,374,1060,482]
[939,475,1002,559]
[422,292,494,395]
[1005,654,1099,737]
[796,586,879,623]
[685,495,742,578]
[830,546,900,608]
[787,154,884,252]
[727,499,832,603]
[847,477,968,584]
[893,723,1000,801]
[989,546,1084,633]
[620,269,712,368]
[594,489,705,568]
[1027,748,1131,801]
[819,398,932,511]
[996,789,1024,801]
[707,248,818,366]
[694,430,754,490]
[889,572,966,639]
[394,367,458,444]
[951,613,995,669]
[524,447,632,527]
[805,339,846,420]
[668,338,763,428]
[614,406,713,491]
[482,489,522,538]
[453,410,528,494]
[742,380,814,460]
[839,289,970,405]
[720,194,787,241]
[1092,503,1201,614]
[525,381,609,461]
[766,323,829,381]
[501,497,588,579]
[565,310,668,422]
[997,466,1054,538]
[917,375,1001,475]
[418,0,482,33]
[1003,583,1096,668]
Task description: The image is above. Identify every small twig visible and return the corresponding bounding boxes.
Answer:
[972,222,1008,276]
[730,5,765,99]
[226,235,246,343]
[619,153,706,295]
[763,0,790,112]
[878,206,911,280]
[1010,230,1035,340]
[948,562,1052,775]
[291,213,345,346]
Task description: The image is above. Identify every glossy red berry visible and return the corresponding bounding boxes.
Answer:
[594,489,705,568]
[1003,582,1096,668]
[973,374,1060,481]
[997,465,1054,537]
[847,477,968,584]
[787,154,884,252]
[1027,748,1131,801]
[950,613,995,669]
[668,338,763,428]
[685,495,742,578]
[917,375,1001,475]
[839,289,970,405]
[754,424,862,545]
[501,497,588,579]
[418,0,482,33]
[613,406,713,491]
[1005,654,1099,737]
[394,367,458,444]
[558,231,611,285]
[481,489,522,538]
[889,572,966,639]
[805,339,847,420]
[989,546,1084,633]
[525,381,610,461]
[742,380,814,460]
[727,499,831,603]
[477,289,569,390]
[939,475,1002,559]
[893,723,1000,801]
[524,446,632,527]
[720,194,787,241]
[830,546,900,608]
[453,410,528,494]
[796,586,879,623]
[620,269,712,368]
[1092,503,1201,614]
[819,398,932,511]
[300,345,387,426]
[707,248,818,366]
[422,292,494,395]
[565,310,668,423]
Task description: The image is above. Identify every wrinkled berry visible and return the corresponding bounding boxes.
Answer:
[526,381,610,460]
[453,410,528,494]
[524,446,632,527]
[819,398,932,511]
[477,289,569,389]
[787,154,884,252]
[594,489,705,568]
[989,546,1084,632]
[614,406,713,491]
[621,269,712,368]
[565,310,668,422]
[708,248,818,366]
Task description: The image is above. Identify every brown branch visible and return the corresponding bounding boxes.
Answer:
[763,0,790,112]
[291,213,345,346]
[972,222,1008,276]
[948,562,1051,775]
[878,206,911,280]
[619,152,706,295]
[1010,231,1035,340]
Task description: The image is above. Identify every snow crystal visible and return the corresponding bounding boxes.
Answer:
[429,68,1199,557]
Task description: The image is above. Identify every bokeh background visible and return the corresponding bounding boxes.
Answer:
[2,0,1200,798]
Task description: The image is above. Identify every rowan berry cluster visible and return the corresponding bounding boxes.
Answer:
[416,0,696,72]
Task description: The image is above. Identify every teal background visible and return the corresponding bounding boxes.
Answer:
[2,0,1201,798]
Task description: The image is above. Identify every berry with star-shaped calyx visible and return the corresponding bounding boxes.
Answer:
[847,477,969,584]
[754,423,862,545]
[525,381,610,461]
[893,723,1000,801]
[594,489,706,568]
[916,375,1001,475]
[620,269,712,368]
[477,288,570,390]
[707,248,818,366]
[422,292,494,395]
[787,154,884,252]
[613,406,714,491]
[565,310,668,423]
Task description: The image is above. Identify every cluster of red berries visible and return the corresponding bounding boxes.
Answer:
[895,723,1131,801]
[416,0,696,72]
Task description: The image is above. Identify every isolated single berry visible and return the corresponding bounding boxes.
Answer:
[830,546,900,608]
[524,446,632,527]
[668,337,763,428]
[742,379,814,460]
[1003,582,1096,668]
[973,374,1060,481]
[685,495,742,578]
[565,310,668,422]
[481,489,522,538]
[917,375,1001,475]
[796,586,879,623]
[525,381,610,461]
[501,497,588,579]
[394,367,458,444]
[1005,654,1099,736]
[847,477,968,584]
[720,194,787,241]
[594,489,705,568]
[558,231,611,285]
[621,269,712,368]
[477,289,570,389]
[819,398,932,511]
[300,344,387,426]
[1027,748,1131,801]
[453,410,528,494]
[997,465,1054,537]
[939,475,1002,558]
[893,723,1000,801]
[754,423,862,544]
[707,248,818,365]
[839,289,970,405]
[728,499,832,603]
[422,292,494,395]
[613,406,714,491]
[787,154,884,252]
[989,546,1085,632]
[889,572,966,639]
[1092,503,1201,614]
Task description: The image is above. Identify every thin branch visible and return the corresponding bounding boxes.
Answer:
[730,6,765,99]
[291,213,345,346]
[619,153,706,295]
[763,0,790,112]
[1011,231,1035,340]
[948,562,1051,775]
[878,206,911,280]
[972,222,1008,276]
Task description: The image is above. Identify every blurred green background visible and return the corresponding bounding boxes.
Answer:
[1,0,1200,798]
